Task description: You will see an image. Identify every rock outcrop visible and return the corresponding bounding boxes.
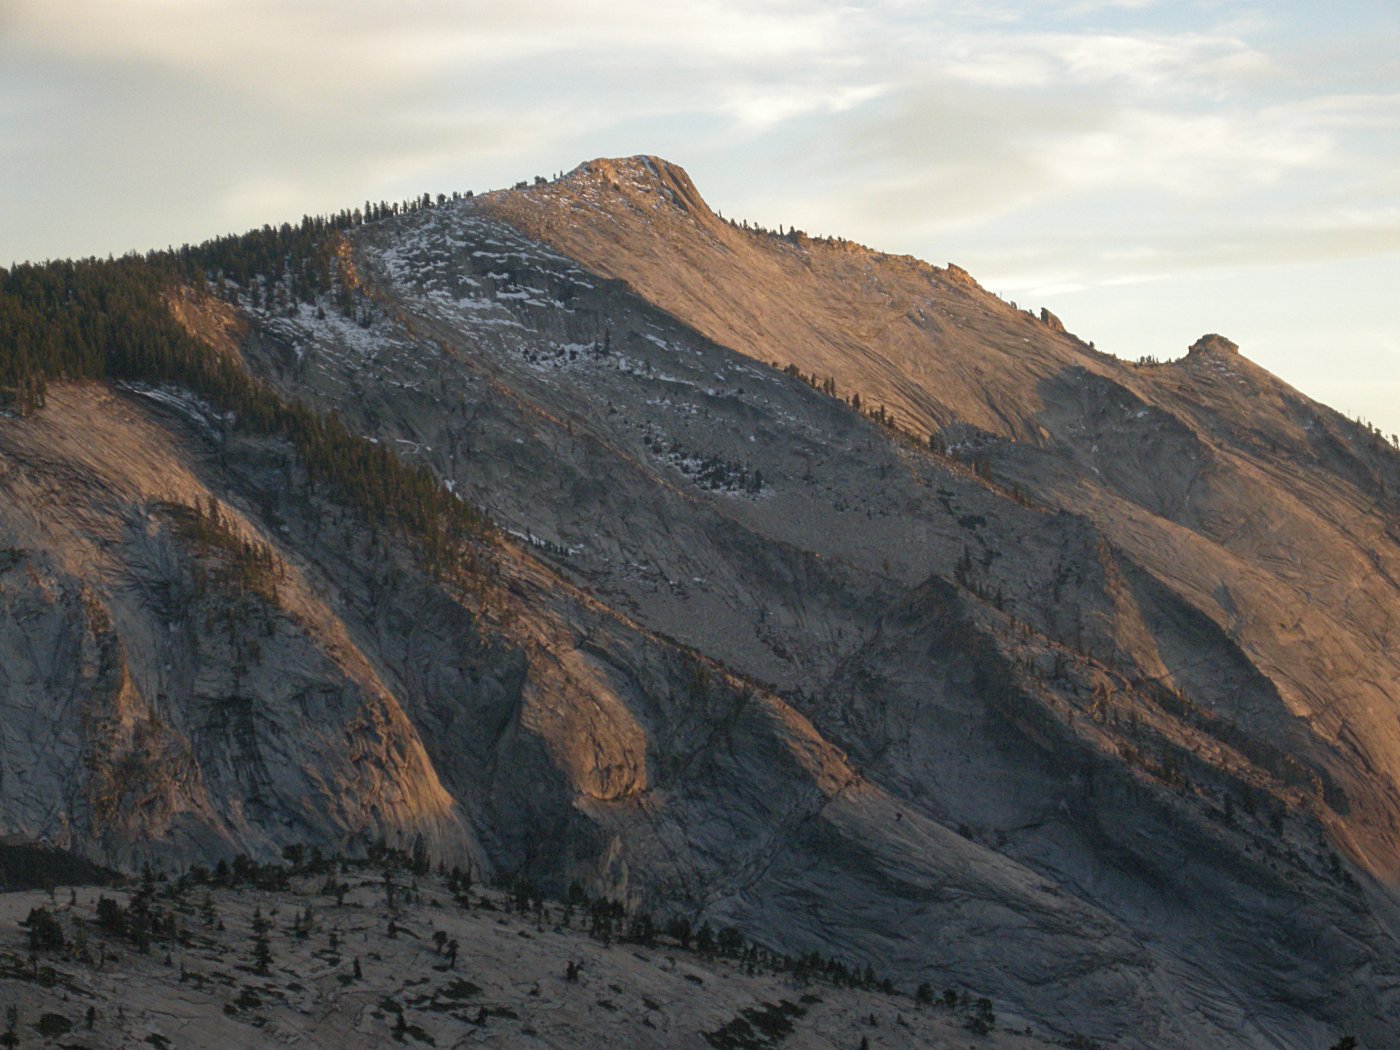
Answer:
[1189,332,1240,355]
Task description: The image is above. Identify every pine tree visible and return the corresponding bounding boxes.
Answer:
[251,906,272,973]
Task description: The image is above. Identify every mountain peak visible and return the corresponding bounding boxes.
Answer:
[556,154,712,217]
[483,156,1100,443]
[1188,332,1240,355]
[567,154,685,183]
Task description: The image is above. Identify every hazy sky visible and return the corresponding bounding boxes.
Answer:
[3,1,1397,435]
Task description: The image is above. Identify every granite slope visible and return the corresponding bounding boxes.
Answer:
[1,158,1397,1046]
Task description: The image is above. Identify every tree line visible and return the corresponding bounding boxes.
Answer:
[0,201,491,576]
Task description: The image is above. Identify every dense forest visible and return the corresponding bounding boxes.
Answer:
[0,195,490,573]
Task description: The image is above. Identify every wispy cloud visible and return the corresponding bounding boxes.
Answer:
[937,29,1269,90]
[1,0,875,248]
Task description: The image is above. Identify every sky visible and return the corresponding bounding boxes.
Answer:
[3,0,1398,436]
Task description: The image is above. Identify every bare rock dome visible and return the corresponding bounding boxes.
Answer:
[1188,332,1239,355]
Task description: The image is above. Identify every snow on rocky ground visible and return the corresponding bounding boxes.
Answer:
[0,870,1058,1050]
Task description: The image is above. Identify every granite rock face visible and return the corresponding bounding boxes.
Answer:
[1189,332,1240,355]
[1,157,1398,1047]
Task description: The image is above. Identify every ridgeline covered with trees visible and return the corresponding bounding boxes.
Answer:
[0,196,490,575]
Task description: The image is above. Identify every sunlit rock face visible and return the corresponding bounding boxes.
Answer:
[1189,332,1240,355]
[2,156,1398,1048]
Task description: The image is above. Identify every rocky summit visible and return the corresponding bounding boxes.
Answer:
[1,156,1397,1048]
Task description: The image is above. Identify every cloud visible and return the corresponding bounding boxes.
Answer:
[2,0,852,88]
[740,9,1400,291]
[937,28,1269,91]
[2,2,1397,360]
[1060,0,1158,11]
[980,213,1400,299]
[1,0,882,254]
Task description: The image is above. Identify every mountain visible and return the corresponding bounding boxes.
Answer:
[2,156,1397,1048]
